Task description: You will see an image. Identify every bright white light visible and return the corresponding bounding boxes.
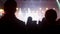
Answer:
[0,9,4,12]
[16,8,18,11]
[56,0,59,4]
[0,9,4,14]
[39,8,42,10]
[16,8,45,24]
[0,9,4,18]
[56,0,60,9]
[46,8,48,10]
[53,8,56,10]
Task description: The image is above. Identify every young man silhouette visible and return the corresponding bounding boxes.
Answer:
[0,0,25,33]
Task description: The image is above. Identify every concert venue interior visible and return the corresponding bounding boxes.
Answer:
[0,0,60,24]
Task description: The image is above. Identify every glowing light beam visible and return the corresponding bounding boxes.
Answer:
[56,0,60,10]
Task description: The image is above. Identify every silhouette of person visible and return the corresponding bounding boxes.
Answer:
[27,16,32,24]
[57,19,60,30]
[31,20,37,32]
[41,9,57,33]
[26,16,32,33]
[57,19,60,25]
[0,0,25,33]
[38,20,42,27]
[38,20,42,31]
[26,16,37,33]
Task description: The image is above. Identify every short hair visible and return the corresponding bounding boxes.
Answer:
[45,9,57,21]
[4,0,17,13]
[4,0,17,8]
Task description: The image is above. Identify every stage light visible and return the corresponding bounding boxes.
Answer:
[0,9,4,12]
[46,8,48,10]
[28,8,31,13]
[16,8,45,24]
[56,0,60,9]
[0,9,4,14]
[53,8,56,10]
[42,11,44,14]
[18,8,22,13]
[16,8,18,11]
[56,0,59,3]
[0,9,4,17]
[39,8,42,10]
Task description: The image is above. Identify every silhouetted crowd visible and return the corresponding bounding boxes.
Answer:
[0,0,60,33]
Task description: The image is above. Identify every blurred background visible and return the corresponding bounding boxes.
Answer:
[0,0,60,24]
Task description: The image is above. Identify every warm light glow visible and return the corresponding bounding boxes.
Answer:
[53,8,55,10]
[46,8,49,10]
[0,9,4,17]
[0,9,4,14]
[0,9,4,12]
[16,8,18,11]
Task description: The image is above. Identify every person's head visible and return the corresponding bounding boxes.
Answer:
[45,9,57,21]
[28,16,32,21]
[4,0,17,14]
[27,16,32,24]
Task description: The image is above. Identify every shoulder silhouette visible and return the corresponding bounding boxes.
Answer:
[0,0,25,33]
[45,9,57,22]
[41,9,57,32]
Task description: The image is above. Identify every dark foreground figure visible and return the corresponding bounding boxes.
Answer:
[0,0,25,33]
[41,9,60,33]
